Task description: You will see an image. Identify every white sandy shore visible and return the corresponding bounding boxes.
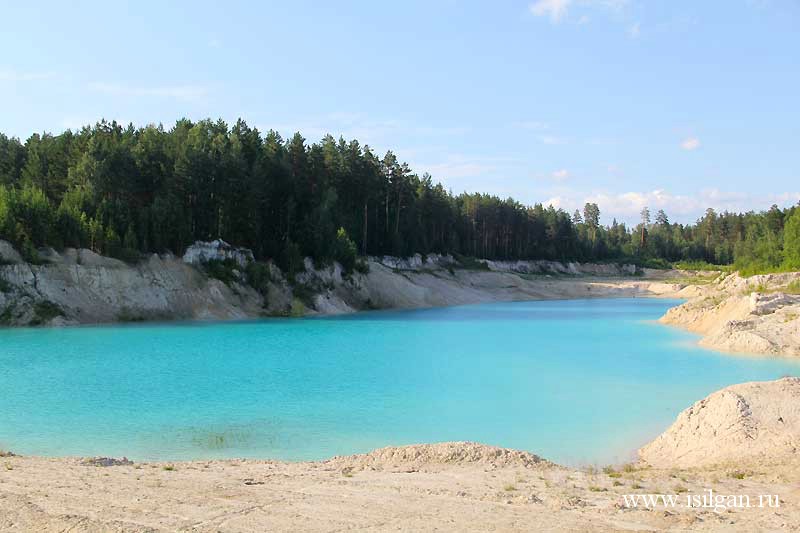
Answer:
[660,271,800,357]
[2,445,798,531]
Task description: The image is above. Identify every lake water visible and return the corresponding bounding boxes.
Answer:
[1,298,798,466]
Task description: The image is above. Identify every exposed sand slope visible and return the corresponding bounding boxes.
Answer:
[660,272,800,356]
[640,377,800,468]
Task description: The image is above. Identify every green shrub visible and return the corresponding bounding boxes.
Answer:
[673,260,730,272]
[332,227,357,273]
[289,298,306,317]
[453,253,489,271]
[245,261,272,294]
[203,259,240,286]
[635,257,672,270]
[354,258,370,274]
[30,300,64,326]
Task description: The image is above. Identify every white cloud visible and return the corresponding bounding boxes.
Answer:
[271,112,470,152]
[544,196,564,209]
[539,135,567,145]
[628,21,641,38]
[681,137,701,150]
[0,69,55,82]
[538,188,800,224]
[552,169,570,181]
[517,120,550,130]
[529,0,630,24]
[529,0,572,22]
[88,82,210,102]
[423,161,496,180]
[414,153,521,181]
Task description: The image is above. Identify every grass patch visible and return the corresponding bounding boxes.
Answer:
[503,483,517,492]
[289,298,306,317]
[783,280,800,294]
[668,273,719,285]
[729,470,748,480]
[673,260,730,272]
[588,485,607,492]
[612,480,623,487]
[602,466,622,478]
[163,465,175,471]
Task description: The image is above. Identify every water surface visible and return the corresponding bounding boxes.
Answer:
[1,298,798,465]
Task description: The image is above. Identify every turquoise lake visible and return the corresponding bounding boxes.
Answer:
[1,298,799,465]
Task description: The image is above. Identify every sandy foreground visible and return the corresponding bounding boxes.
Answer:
[1,443,798,532]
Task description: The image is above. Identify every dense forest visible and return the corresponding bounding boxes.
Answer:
[1,119,799,275]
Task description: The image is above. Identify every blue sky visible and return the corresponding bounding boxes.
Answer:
[1,0,798,224]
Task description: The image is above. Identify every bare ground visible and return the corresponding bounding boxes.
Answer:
[1,443,798,532]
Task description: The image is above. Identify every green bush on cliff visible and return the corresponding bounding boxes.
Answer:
[332,227,357,274]
[203,259,240,286]
[30,300,64,326]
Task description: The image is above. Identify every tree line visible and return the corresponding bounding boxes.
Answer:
[1,119,799,274]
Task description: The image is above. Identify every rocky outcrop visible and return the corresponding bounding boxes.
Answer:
[0,240,23,264]
[484,259,638,276]
[373,253,455,271]
[293,259,683,317]
[639,377,800,468]
[0,239,684,327]
[182,239,255,268]
[0,242,274,326]
[660,272,800,356]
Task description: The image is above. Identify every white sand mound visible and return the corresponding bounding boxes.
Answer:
[639,377,800,468]
[325,441,551,471]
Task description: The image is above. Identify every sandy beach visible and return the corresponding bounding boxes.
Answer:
[2,444,798,531]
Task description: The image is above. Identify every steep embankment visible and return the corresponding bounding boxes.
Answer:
[0,239,684,327]
[0,245,266,325]
[660,271,800,356]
